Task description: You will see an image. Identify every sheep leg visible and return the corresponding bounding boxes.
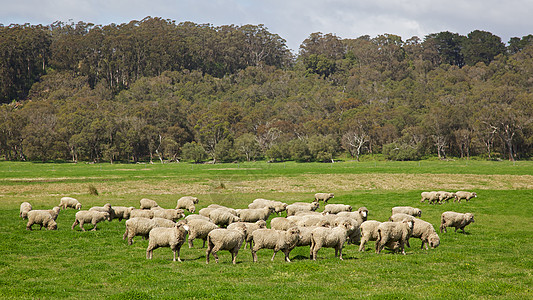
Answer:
[271,250,278,261]
[91,222,97,231]
[79,221,86,232]
[188,237,194,248]
[26,222,33,231]
[251,249,258,262]
[337,246,343,260]
[283,250,291,263]
[123,229,128,240]
[146,248,152,259]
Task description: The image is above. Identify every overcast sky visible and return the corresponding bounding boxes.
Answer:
[2,0,532,52]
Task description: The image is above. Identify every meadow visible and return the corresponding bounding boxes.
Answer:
[0,160,532,299]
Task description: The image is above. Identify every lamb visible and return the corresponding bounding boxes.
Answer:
[186,218,219,248]
[440,211,475,233]
[251,227,301,262]
[20,202,32,219]
[227,220,267,249]
[323,204,352,214]
[454,191,477,203]
[314,193,334,203]
[358,220,382,251]
[146,220,189,261]
[391,206,422,217]
[151,208,185,222]
[112,206,135,221]
[286,202,320,216]
[89,203,115,219]
[420,191,440,204]
[140,198,159,210]
[176,196,199,213]
[236,207,274,222]
[209,208,240,227]
[59,197,82,210]
[410,219,440,250]
[206,223,247,264]
[337,206,369,224]
[375,220,414,255]
[437,191,456,204]
[248,198,288,215]
[71,210,111,231]
[130,209,155,219]
[310,220,356,260]
[123,217,176,245]
[270,217,297,231]
[26,210,58,231]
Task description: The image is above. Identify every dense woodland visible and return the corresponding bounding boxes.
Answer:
[1,17,532,163]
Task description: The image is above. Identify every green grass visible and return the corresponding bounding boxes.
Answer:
[0,160,532,299]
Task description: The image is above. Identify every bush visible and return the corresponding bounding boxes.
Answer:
[181,142,207,163]
[383,142,421,161]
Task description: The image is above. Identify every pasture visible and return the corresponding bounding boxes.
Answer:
[0,160,532,299]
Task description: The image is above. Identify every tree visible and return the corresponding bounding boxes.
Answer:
[235,133,261,161]
[462,30,506,66]
[181,142,207,163]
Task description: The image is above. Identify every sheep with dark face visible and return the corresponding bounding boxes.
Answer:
[440,211,475,233]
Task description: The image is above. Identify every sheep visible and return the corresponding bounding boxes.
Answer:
[151,208,185,222]
[410,219,440,250]
[146,220,189,261]
[248,198,288,215]
[207,204,238,216]
[235,207,275,222]
[314,193,334,203]
[391,206,422,217]
[140,198,159,210]
[294,211,323,216]
[59,197,82,210]
[389,213,417,223]
[209,208,240,227]
[296,216,330,228]
[186,218,219,248]
[89,203,115,219]
[26,210,58,231]
[323,204,352,214]
[112,206,135,221]
[437,191,456,204]
[185,214,212,222]
[375,220,414,255]
[295,222,331,248]
[454,191,477,203]
[310,220,356,260]
[227,220,267,249]
[123,217,176,245]
[28,207,61,221]
[270,217,297,231]
[72,210,111,231]
[420,191,440,204]
[337,206,369,224]
[20,202,32,219]
[440,211,475,233]
[286,202,320,216]
[251,227,301,262]
[333,217,361,245]
[358,220,382,251]
[198,207,216,218]
[176,196,199,213]
[206,223,247,264]
[130,209,154,219]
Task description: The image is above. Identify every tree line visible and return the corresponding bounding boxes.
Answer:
[0,17,532,162]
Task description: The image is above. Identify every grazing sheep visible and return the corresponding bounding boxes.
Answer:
[140,198,159,210]
[185,214,212,222]
[26,210,57,231]
[440,211,475,233]
[314,193,334,203]
[20,202,32,219]
[323,204,352,214]
[375,220,414,255]
[454,191,477,203]
[123,217,176,245]
[59,197,82,210]
[391,206,422,217]
[209,208,240,227]
[389,213,417,223]
[29,207,61,221]
[146,220,189,261]
[227,220,267,249]
[151,208,185,222]
[176,196,199,213]
[358,220,382,251]
[186,218,219,248]
[248,198,288,215]
[199,207,216,218]
[130,209,155,219]
[89,203,115,219]
[333,217,361,245]
[410,219,440,250]
[437,191,456,204]
[296,216,330,228]
[112,206,135,221]
[295,222,331,248]
[420,191,441,204]
[270,217,297,231]
[72,211,111,231]
[206,223,247,264]
[310,220,356,260]
[207,204,238,216]
[251,227,301,262]
[286,202,320,216]
[337,206,369,224]
[236,207,275,222]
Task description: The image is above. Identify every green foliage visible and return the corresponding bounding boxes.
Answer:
[383,142,422,161]
[181,142,207,163]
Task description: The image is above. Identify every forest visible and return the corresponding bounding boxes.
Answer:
[1,17,532,163]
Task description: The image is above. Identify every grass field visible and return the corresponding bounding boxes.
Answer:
[0,160,532,299]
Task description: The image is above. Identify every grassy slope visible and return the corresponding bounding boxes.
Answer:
[0,160,532,299]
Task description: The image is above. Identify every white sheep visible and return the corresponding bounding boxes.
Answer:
[123,217,176,245]
[20,202,32,219]
[391,206,422,217]
[248,198,288,215]
[209,208,240,227]
[71,210,111,231]
[270,217,297,231]
[314,193,334,203]
[146,220,189,261]
[28,207,61,221]
[235,207,274,222]
[198,207,216,218]
[332,217,361,245]
[207,204,238,216]
[59,197,82,210]
[186,218,219,248]
[26,210,57,231]
[358,220,382,252]
[420,191,440,204]
[89,203,115,219]
[130,209,155,219]
[251,227,301,262]
[140,198,159,210]
[323,204,352,214]
[389,213,417,223]
[112,206,135,221]
[185,214,212,222]
[437,191,456,204]
[375,220,414,255]
[227,220,267,249]
[151,208,185,222]
[454,191,477,203]
[410,219,440,250]
[286,202,320,216]
[295,222,331,248]
[440,211,475,233]
[206,223,247,264]
[176,196,199,213]
[337,206,368,224]
[296,215,330,228]
[310,220,356,260]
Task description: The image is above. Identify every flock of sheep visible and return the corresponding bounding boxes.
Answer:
[19,191,477,264]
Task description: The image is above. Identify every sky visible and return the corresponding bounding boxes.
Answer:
[2,0,533,52]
